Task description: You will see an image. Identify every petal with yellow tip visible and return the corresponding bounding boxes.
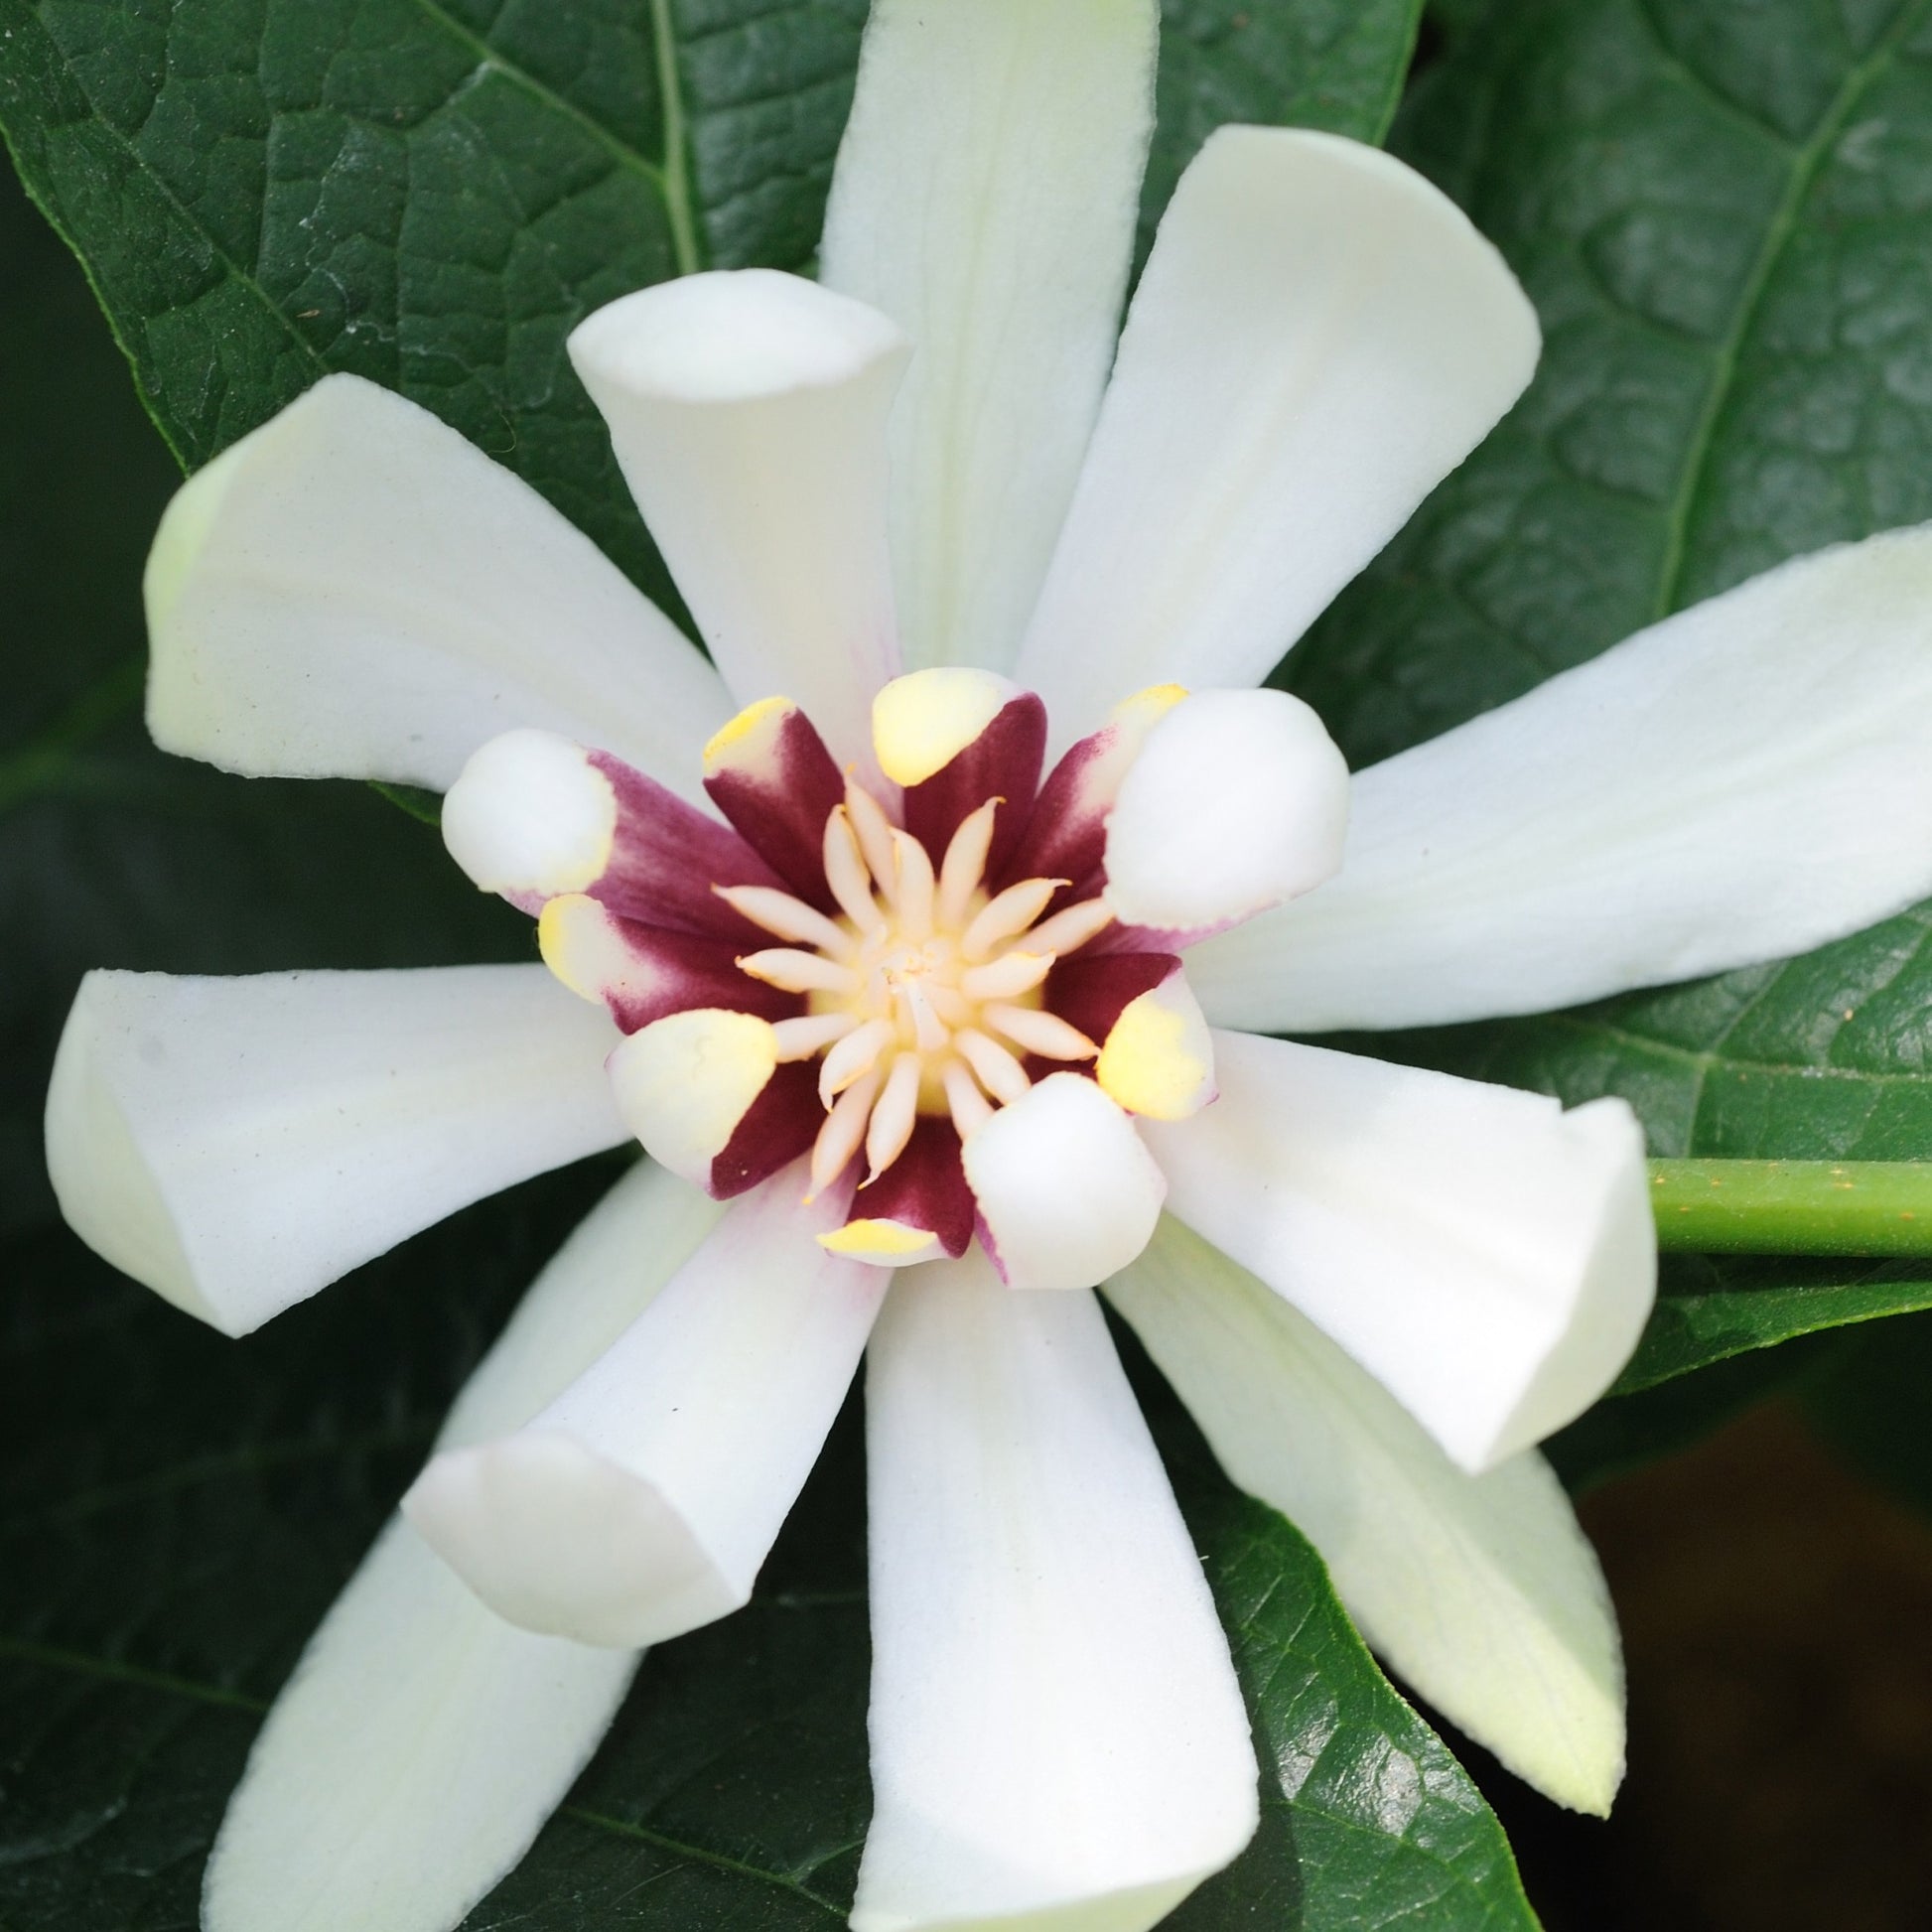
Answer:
[820,1218,946,1268]
[701,697,848,905]
[1096,972,1216,1121]
[872,667,1019,786]
[607,1010,785,1192]
[538,897,799,1035]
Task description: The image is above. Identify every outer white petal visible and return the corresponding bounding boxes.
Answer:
[403,1169,886,1647]
[569,273,906,764]
[1103,689,1349,933]
[1108,1216,1624,1816]
[854,1254,1257,1932]
[144,373,729,799]
[1014,128,1538,738]
[962,1073,1167,1292]
[1145,1033,1655,1474]
[207,1162,723,1932]
[1189,526,1932,1032]
[820,0,1158,676]
[44,966,624,1337]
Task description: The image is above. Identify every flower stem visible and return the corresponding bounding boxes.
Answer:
[1649,1160,1932,1256]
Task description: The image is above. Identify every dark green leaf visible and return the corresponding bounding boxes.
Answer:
[1546,1320,1858,1495]
[1614,1253,1932,1391]
[1346,902,1932,1165]
[1800,1305,1932,1518]
[1284,0,1932,1410]
[0,1185,1536,1931]
[0,0,874,604]
[1293,0,1932,764]
[1327,906,1932,1400]
[1139,0,1424,255]
[0,0,1420,611]
[0,163,530,1234]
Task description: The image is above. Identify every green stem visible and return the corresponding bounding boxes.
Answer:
[1649,1160,1932,1256]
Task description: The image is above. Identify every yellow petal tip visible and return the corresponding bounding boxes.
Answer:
[704,695,796,773]
[872,667,1012,786]
[817,1218,942,1265]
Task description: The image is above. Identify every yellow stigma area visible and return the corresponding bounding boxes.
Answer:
[720,771,1117,1200]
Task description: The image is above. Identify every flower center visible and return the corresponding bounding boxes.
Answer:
[717,771,1114,1197]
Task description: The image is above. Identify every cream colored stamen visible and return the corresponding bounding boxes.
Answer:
[772,1012,859,1061]
[727,771,1113,1198]
[845,777,898,894]
[824,806,884,932]
[982,1004,1098,1062]
[962,878,1064,961]
[1026,897,1116,956]
[959,950,1053,1002]
[936,798,1001,929]
[737,948,860,996]
[864,1053,923,1180]
[715,885,855,957]
[953,1027,1032,1105]
[942,1059,996,1139]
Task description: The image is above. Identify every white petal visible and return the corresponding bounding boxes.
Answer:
[820,0,1158,677]
[569,272,906,764]
[441,729,618,897]
[1103,690,1350,934]
[854,1254,1257,1932]
[1093,969,1216,1122]
[872,666,1018,786]
[1145,1033,1655,1474]
[1108,1216,1625,1816]
[44,967,625,1337]
[403,1169,887,1647]
[207,1163,721,1932]
[438,1160,728,1450]
[144,374,730,798]
[207,1520,633,1932]
[1015,129,1539,738]
[962,1073,1167,1292]
[1189,526,1932,1032]
[605,1008,780,1187]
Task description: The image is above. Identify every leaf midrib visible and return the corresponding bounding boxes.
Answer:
[409,0,702,276]
[17,0,702,479]
[1649,0,1932,619]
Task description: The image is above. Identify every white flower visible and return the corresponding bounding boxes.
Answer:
[40,2,1932,1929]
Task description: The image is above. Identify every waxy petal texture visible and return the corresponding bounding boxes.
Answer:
[703,698,850,908]
[45,967,625,1337]
[1109,1217,1625,1816]
[405,1170,886,1649]
[570,272,906,765]
[1189,526,1932,1032]
[1146,1034,1655,1474]
[1102,689,1349,935]
[145,374,729,798]
[443,729,778,931]
[855,1257,1257,1932]
[963,1073,1167,1292]
[1015,128,1539,738]
[821,0,1158,677]
[606,1011,821,1199]
[206,1163,723,1932]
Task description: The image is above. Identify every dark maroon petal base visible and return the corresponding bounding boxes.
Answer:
[709,1060,823,1199]
[587,750,783,938]
[848,1116,976,1258]
[704,704,847,911]
[903,693,1047,885]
